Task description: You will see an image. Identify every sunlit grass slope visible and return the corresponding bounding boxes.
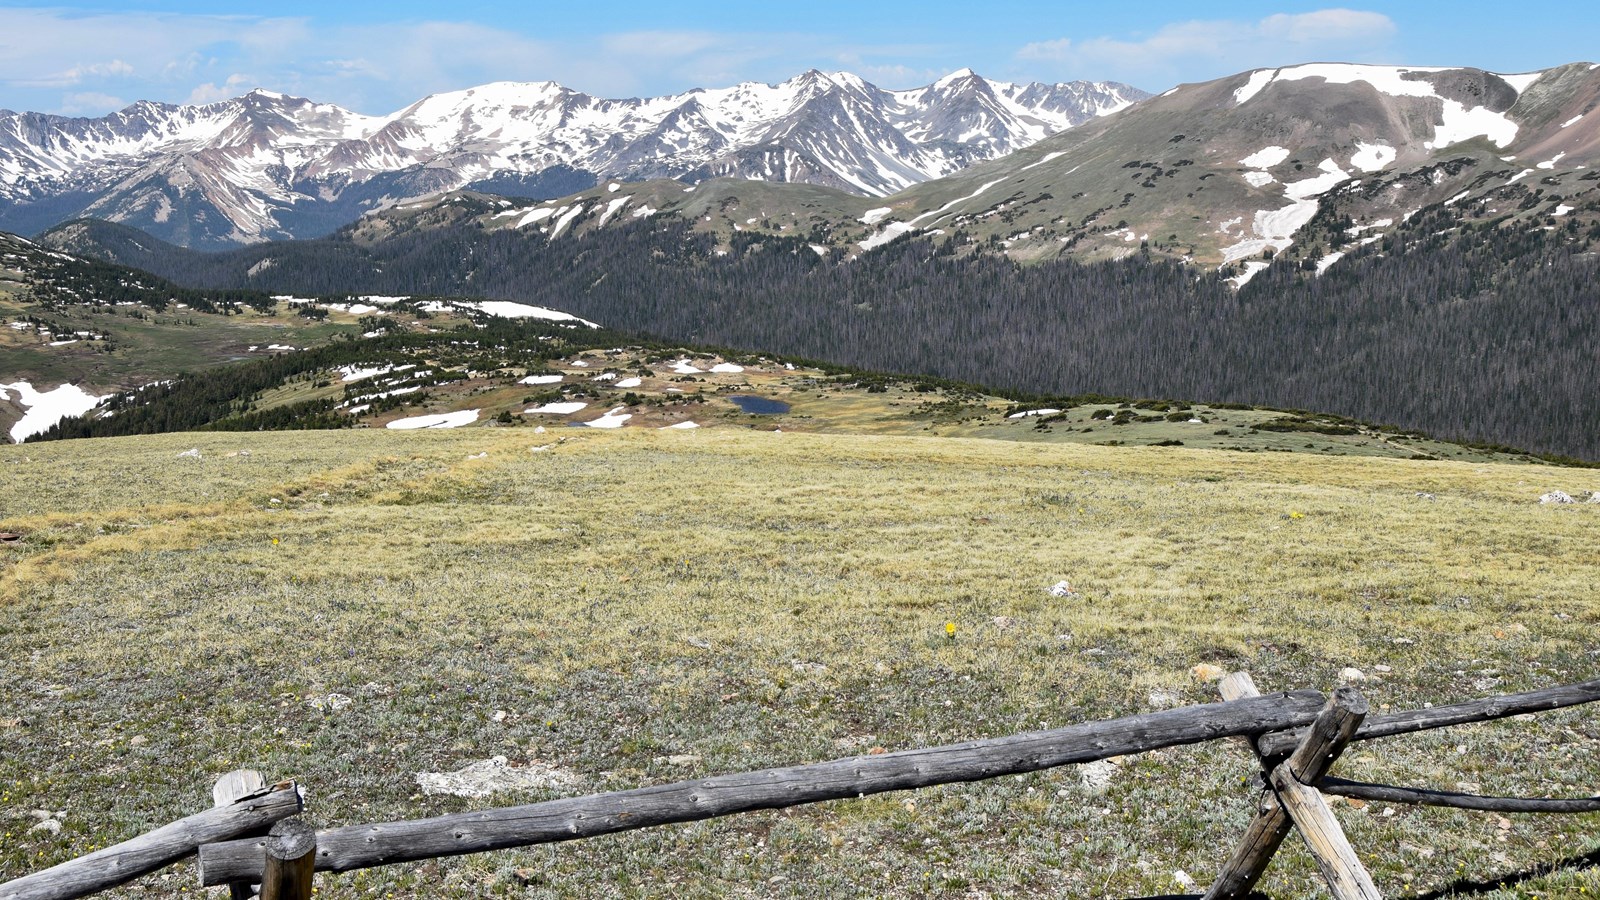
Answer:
[1,429,1597,897]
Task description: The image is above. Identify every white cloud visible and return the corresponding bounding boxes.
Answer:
[188,74,258,106]
[59,91,127,115]
[14,59,136,89]
[0,8,306,106]
[0,8,960,115]
[1017,8,1397,86]
[1259,9,1396,43]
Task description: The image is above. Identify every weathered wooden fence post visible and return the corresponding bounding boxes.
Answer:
[212,771,267,900]
[0,777,300,900]
[257,819,316,900]
[1206,675,1379,900]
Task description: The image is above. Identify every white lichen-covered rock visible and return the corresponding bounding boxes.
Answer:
[1077,758,1121,795]
[28,809,65,834]
[1339,666,1368,683]
[416,756,578,798]
[1539,491,1574,504]
[1147,688,1183,709]
[305,692,352,712]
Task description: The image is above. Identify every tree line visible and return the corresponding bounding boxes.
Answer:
[44,208,1600,459]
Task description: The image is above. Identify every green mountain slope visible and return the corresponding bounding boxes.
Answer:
[34,195,1600,460]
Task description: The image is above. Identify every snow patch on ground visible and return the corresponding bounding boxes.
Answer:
[324,302,378,315]
[1234,69,1278,104]
[1228,261,1271,288]
[1315,252,1346,275]
[549,203,586,238]
[1427,101,1518,149]
[1266,63,1445,98]
[517,207,556,228]
[1496,71,1544,93]
[663,421,699,430]
[526,401,588,414]
[1223,158,1350,264]
[1285,158,1351,200]
[519,374,563,385]
[1537,153,1566,170]
[1562,115,1584,128]
[386,409,479,430]
[597,196,630,226]
[465,301,599,327]
[908,177,1007,226]
[0,381,108,442]
[1007,408,1061,419]
[859,207,893,225]
[583,406,632,428]
[1239,146,1290,168]
[669,360,703,374]
[339,363,414,383]
[615,377,642,388]
[859,221,914,250]
[1242,64,1518,150]
[1242,171,1275,188]
[710,363,744,373]
[1350,141,1396,172]
[1554,204,1574,216]
[1018,150,1066,172]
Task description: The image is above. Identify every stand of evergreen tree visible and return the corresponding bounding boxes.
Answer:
[60,208,1600,459]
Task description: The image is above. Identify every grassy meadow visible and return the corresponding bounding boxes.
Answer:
[1,427,1597,898]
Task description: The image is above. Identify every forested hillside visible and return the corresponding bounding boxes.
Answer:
[41,210,1600,459]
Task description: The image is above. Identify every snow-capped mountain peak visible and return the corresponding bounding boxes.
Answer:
[0,69,1149,247]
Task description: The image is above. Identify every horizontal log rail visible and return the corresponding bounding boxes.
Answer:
[197,690,1328,884]
[5,675,1598,900]
[1255,678,1600,758]
[0,783,300,900]
[1316,776,1600,813]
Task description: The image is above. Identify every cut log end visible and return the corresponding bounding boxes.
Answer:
[267,819,318,861]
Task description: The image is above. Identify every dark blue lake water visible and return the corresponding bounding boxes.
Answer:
[727,395,790,415]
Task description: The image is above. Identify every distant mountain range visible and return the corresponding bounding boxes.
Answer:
[0,70,1146,248]
[15,61,1600,459]
[46,61,1596,279]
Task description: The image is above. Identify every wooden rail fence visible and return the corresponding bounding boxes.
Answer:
[3,673,1596,899]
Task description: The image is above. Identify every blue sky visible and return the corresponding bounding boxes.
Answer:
[3,1,1597,116]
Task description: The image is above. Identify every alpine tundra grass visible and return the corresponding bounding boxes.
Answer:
[1,428,1597,898]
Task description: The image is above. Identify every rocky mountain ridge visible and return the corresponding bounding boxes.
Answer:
[0,70,1146,248]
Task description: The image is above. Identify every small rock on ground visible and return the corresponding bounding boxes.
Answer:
[417,756,578,798]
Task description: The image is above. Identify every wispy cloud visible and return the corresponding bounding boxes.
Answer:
[1,7,1013,116]
[59,91,126,115]
[0,9,858,115]
[1017,8,1398,86]
[188,74,259,106]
